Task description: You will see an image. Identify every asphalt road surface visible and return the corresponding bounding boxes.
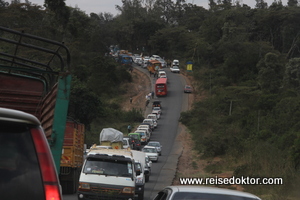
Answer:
[63,65,189,200]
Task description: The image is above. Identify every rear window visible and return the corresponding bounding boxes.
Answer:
[0,121,44,199]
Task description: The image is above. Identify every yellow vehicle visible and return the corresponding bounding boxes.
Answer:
[147,60,162,73]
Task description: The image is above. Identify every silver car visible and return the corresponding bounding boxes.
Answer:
[147,141,162,156]
[153,186,261,200]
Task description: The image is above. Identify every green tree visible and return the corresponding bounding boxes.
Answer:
[283,57,300,94]
[257,52,283,93]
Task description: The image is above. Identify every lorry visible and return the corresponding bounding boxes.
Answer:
[0,26,84,194]
[78,148,139,200]
[99,128,124,149]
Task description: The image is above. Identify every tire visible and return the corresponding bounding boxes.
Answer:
[145,175,149,182]
[138,191,144,200]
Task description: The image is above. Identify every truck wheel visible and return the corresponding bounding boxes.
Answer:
[145,175,149,182]
[138,191,144,200]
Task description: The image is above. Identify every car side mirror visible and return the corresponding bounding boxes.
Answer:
[136,170,141,176]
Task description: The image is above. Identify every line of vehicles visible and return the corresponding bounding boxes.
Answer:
[0,29,262,200]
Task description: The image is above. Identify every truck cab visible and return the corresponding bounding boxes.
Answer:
[78,149,138,200]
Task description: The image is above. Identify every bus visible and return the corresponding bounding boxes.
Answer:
[147,60,162,73]
[155,78,168,96]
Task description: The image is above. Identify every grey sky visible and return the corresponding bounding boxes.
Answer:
[28,0,288,16]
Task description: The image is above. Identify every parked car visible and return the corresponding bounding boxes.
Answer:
[184,85,192,93]
[142,146,159,162]
[147,141,162,156]
[153,186,261,200]
[0,107,62,200]
[170,65,180,73]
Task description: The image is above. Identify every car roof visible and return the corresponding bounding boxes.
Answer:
[143,145,156,149]
[0,107,40,125]
[165,186,261,198]
[148,141,160,143]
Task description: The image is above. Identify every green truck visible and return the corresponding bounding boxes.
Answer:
[0,26,83,194]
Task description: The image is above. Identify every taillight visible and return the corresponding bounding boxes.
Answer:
[31,127,62,200]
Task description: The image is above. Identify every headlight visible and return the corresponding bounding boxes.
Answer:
[78,182,90,191]
[136,177,143,184]
[122,187,135,194]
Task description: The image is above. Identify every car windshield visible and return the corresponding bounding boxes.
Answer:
[143,148,157,153]
[130,135,139,139]
[123,140,128,145]
[83,158,132,177]
[173,192,259,200]
[148,142,160,147]
[153,107,160,110]
[136,132,146,136]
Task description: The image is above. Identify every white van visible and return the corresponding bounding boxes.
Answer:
[78,148,139,200]
[131,150,149,200]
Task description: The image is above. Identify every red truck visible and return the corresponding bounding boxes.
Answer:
[0,26,84,194]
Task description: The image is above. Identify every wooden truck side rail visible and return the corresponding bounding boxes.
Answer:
[0,26,71,173]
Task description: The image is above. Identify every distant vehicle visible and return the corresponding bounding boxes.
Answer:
[153,186,262,200]
[150,55,161,60]
[147,141,162,156]
[128,137,142,150]
[172,59,179,66]
[0,107,62,200]
[157,58,166,68]
[170,65,180,73]
[118,54,133,66]
[152,107,162,115]
[144,155,152,182]
[158,71,167,78]
[152,100,162,109]
[184,85,192,93]
[151,112,161,120]
[143,118,155,130]
[145,116,158,128]
[147,113,158,121]
[134,56,143,66]
[142,146,159,162]
[123,137,134,149]
[147,60,162,73]
[134,129,150,144]
[128,132,142,142]
[155,78,168,96]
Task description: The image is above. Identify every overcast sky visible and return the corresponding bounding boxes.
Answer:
[27,0,288,16]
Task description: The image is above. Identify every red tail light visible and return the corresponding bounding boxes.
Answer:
[31,127,62,200]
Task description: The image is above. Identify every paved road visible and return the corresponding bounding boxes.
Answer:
[142,67,188,200]
[63,66,189,200]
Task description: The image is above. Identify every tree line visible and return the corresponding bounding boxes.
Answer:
[1,0,300,198]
